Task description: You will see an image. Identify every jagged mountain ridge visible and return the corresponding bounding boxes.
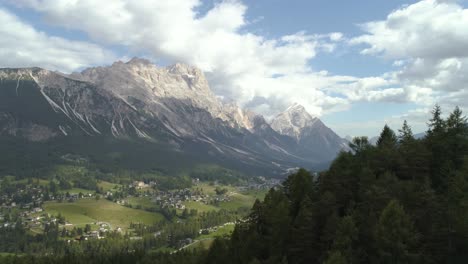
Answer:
[271,103,349,163]
[0,59,346,175]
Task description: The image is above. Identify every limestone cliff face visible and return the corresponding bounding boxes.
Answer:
[72,58,260,137]
[271,103,319,141]
[0,59,347,173]
[271,103,349,163]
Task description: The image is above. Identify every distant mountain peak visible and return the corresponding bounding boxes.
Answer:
[126,57,153,66]
[285,102,306,112]
[269,103,348,162]
[168,62,199,73]
[0,60,348,173]
[284,103,317,122]
[270,103,318,140]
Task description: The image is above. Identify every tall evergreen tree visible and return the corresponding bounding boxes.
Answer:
[282,168,313,217]
[330,216,358,262]
[377,125,398,149]
[445,161,468,261]
[375,200,418,264]
[287,196,319,264]
[426,105,450,191]
[446,106,468,169]
[398,120,414,145]
[427,104,445,136]
[397,120,429,181]
[349,136,370,154]
[323,251,347,264]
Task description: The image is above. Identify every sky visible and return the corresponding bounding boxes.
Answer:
[1,0,467,137]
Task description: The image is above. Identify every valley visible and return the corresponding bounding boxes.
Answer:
[0,61,348,176]
[0,168,274,253]
[1,0,467,263]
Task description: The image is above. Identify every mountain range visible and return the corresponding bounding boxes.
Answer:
[0,58,348,176]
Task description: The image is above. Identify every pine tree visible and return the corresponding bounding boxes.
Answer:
[446,106,468,169]
[324,251,347,264]
[375,200,418,264]
[377,125,398,149]
[398,120,414,145]
[288,196,319,264]
[397,120,430,180]
[282,168,313,217]
[427,104,445,136]
[330,216,358,262]
[375,125,400,176]
[426,105,449,191]
[446,106,467,132]
[205,238,230,264]
[446,162,468,261]
[349,136,370,154]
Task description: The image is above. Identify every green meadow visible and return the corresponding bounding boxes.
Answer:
[43,199,164,230]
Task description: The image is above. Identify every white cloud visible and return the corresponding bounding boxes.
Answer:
[0,7,114,72]
[352,0,468,123]
[4,0,466,138]
[6,0,404,118]
[329,107,433,138]
[351,0,468,60]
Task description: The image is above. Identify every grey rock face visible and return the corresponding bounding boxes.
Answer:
[271,103,319,141]
[0,59,347,173]
[271,103,349,163]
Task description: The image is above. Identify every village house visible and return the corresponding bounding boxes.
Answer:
[87,231,101,239]
[32,207,43,213]
[132,181,149,189]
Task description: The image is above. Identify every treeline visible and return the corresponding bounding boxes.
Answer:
[0,202,248,262]
[2,105,467,263]
[0,220,201,264]
[131,208,247,246]
[202,105,468,264]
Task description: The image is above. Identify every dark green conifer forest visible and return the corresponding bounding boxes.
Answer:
[1,105,467,263]
[201,105,468,264]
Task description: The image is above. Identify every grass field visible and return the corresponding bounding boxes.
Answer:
[191,182,236,195]
[219,190,267,211]
[184,239,215,251]
[197,224,235,239]
[97,181,121,192]
[59,188,94,195]
[183,201,219,212]
[183,185,268,213]
[183,224,236,252]
[0,252,24,257]
[127,197,158,210]
[43,199,164,230]
[5,176,49,187]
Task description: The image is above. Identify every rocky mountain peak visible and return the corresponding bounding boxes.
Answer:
[126,57,153,66]
[284,103,315,121]
[0,67,44,80]
[168,62,203,76]
[73,58,213,101]
[70,59,257,134]
[1,60,349,172]
[270,103,318,140]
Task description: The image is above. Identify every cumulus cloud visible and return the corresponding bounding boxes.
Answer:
[353,0,468,94]
[0,7,114,72]
[6,0,404,117]
[352,0,468,113]
[351,0,468,60]
[3,0,466,136]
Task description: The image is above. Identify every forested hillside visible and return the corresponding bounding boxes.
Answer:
[202,105,468,264]
[2,105,467,263]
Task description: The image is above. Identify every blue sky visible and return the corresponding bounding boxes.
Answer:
[1,0,468,137]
